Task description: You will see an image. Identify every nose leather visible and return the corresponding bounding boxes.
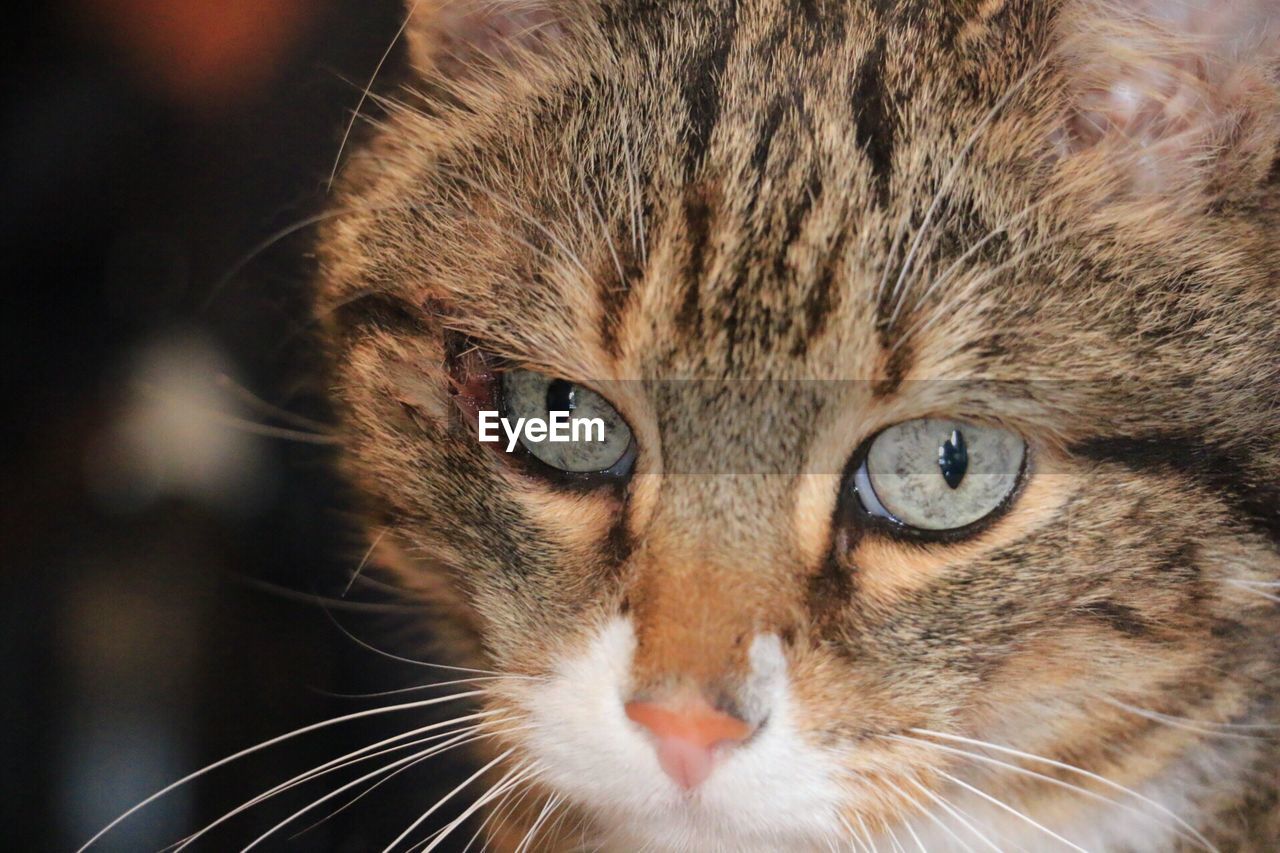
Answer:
[625,697,754,789]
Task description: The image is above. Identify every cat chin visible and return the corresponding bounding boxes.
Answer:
[516,617,847,851]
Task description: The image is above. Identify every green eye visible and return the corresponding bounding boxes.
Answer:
[501,370,633,474]
[853,419,1026,532]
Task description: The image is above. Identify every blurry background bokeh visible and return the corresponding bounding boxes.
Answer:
[5,2,479,849]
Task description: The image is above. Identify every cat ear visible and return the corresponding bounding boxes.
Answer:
[402,0,566,80]
[1057,0,1280,197]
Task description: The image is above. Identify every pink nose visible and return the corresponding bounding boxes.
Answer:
[624,697,755,789]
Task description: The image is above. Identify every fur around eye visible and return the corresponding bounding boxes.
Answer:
[853,419,1026,533]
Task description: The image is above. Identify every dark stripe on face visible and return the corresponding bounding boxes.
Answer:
[751,95,791,180]
[597,220,644,358]
[872,343,911,398]
[1078,599,1149,638]
[852,35,895,208]
[1073,435,1280,547]
[676,182,715,335]
[775,166,823,281]
[680,2,740,175]
[792,224,844,358]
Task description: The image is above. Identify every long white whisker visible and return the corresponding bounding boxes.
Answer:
[418,761,537,852]
[177,714,496,849]
[328,0,422,190]
[895,797,929,853]
[934,768,1087,852]
[77,691,488,851]
[243,729,511,852]
[284,727,495,844]
[912,779,1002,853]
[1225,580,1280,604]
[909,729,1218,853]
[320,675,519,700]
[1100,698,1269,740]
[321,607,535,678]
[463,763,541,853]
[854,811,882,853]
[882,776,978,853]
[888,733,1205,849]
[839,814,868,853]
[213,373,332,432]
[201,206,385,312]
[518,792,564,853]
[383,747,516,851]
[344,527,389,596]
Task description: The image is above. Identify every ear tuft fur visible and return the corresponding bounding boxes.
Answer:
[1058,0,1280,197]
[403,0,564,80]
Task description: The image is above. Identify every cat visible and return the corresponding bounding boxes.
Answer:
[300,0,1280,850]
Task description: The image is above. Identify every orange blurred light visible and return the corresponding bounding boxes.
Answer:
[76,0,312,107]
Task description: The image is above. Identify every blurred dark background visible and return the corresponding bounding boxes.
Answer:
[5,2,479,849]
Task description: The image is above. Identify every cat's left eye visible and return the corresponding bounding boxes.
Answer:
[852,419,1026,533]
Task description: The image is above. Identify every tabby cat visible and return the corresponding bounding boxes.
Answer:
[310,0,1280,850]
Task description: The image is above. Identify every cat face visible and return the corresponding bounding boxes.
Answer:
[318,1,1279,849]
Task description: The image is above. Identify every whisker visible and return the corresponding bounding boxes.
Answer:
[328,0,422,191]
[881,776,978,853]
[892,793,929,853]
[344,527,390,597]
[383,747,517,851]
[241,730,512,852]
[934,768,1087,852]
[854,811,882,853]
[132,381,339,445]
[284,727,497,844]
[1225,580,1280,604]
[517,792,565,853]
[230,574,424,614]
[907,777,1000,853]
[419,761,539,852]
[77,692,487,851]
[321,605,533,678]
[908,728,1218,853]
[462,765,541,853]
[318,675,517,700]
[213,373,332,432]
[884,50,1059,314]
[1105,698,1280,732]
[888,733,1205,850]
[1099,698,1273,739]
[174,714,502,849]
[837,814,866,853]
[200,206,380,312]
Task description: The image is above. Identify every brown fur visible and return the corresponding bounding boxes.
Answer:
[316,1,1279,849]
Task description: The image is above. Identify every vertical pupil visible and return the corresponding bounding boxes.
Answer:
[939,429,968,489]
[546,379,578,413]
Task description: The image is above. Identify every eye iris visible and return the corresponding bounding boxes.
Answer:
[938,429,968,490]
[546,379,578,414]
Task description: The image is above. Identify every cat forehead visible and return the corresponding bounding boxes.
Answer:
[347,3,1055,369]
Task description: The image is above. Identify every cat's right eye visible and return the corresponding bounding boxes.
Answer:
[500,370,634,476]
